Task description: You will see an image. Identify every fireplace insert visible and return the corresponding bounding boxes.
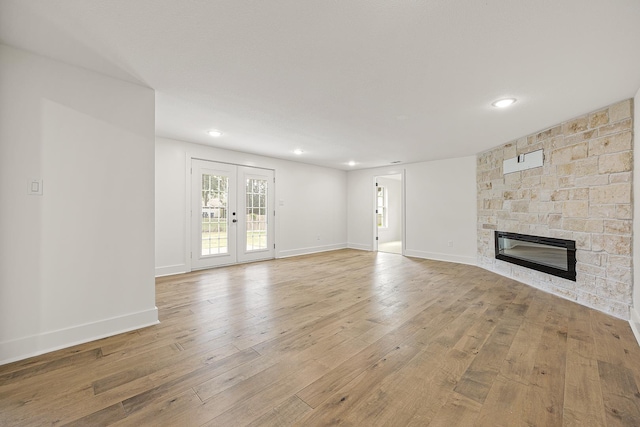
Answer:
[494,231,576,281]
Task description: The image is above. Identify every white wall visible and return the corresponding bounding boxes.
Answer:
[632,87,640,343]
[0,44,157,365]
[347,156,477,265]
[376,176,402,244]
[155,137,348,276]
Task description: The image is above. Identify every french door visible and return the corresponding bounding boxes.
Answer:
[191,159,275,269]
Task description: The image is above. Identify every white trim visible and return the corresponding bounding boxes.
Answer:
[630,308,640,346]
[0,307,159,366]
[274,168,279,263]
[184,153,193,272]
[374,171,406,255]
[155,264,188,277]
[348,242,373,251]
[277,243,348,258]
[404,249,477,266]
[373,177,379,252]
[401,169,406,256]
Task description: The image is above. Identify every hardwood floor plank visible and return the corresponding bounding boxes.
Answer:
[0,332,137,376]
[62,402,126,427]
[1,343,246,426]
[453,316,521,404]
[563,337,607,427]
[427,392,482,427]
[294,344,424,426]
[522,323,569,426]
[597,360,640,426]
[395,309,515,424]
[498,318,545,385]
[112,389,203,426]
[474,375,530,427]
[0,348,102,386]
[245,395,312,426]
[295,283,477,409]
[120,347,260,416]
[92,344,185,394]
[162,361,328,426]
[591,309,640,372]
[1,250,639,426]
[201,362,327,426]
[296,286,499,426]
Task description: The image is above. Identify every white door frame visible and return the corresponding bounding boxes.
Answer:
[185,155,276,271]
[373,171,406,254]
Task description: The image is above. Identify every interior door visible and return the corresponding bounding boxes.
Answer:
[191,160,275,270]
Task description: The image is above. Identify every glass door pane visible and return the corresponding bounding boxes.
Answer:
[245,178,268,251]
[201,174,228,255]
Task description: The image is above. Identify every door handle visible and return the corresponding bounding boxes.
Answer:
[232,219,237,223]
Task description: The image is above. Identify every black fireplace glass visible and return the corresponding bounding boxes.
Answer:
[494,231,576,281]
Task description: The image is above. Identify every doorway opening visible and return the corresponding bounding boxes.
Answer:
[375,173,404,255]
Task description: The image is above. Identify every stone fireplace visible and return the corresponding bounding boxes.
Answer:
[477,99,633,319]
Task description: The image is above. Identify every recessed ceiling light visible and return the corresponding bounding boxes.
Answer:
[348,161,356,167]
[492,98,517,108]
[294,149,303,155]
[207,129,223,137]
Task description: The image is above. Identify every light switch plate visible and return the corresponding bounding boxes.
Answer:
[28,178,43,196]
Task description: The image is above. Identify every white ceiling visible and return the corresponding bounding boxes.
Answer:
[2,1,640,170]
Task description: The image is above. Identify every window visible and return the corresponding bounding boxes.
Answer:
[377,185,387,228]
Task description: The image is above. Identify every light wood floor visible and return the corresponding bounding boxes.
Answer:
[2,249,640,426]
[377,240,402,255]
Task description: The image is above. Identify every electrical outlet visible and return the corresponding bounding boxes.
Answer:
[317,235,321,240]
[447,240,453,247]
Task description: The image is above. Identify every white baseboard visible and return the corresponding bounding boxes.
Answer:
[347,242,373,251]
[404,249,477,266]
[276,243,348,259]
[630,307,640,346]
[0,307,159,366]
[155,264,188,277]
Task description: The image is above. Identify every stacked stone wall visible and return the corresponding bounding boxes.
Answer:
[477,99,633,319]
